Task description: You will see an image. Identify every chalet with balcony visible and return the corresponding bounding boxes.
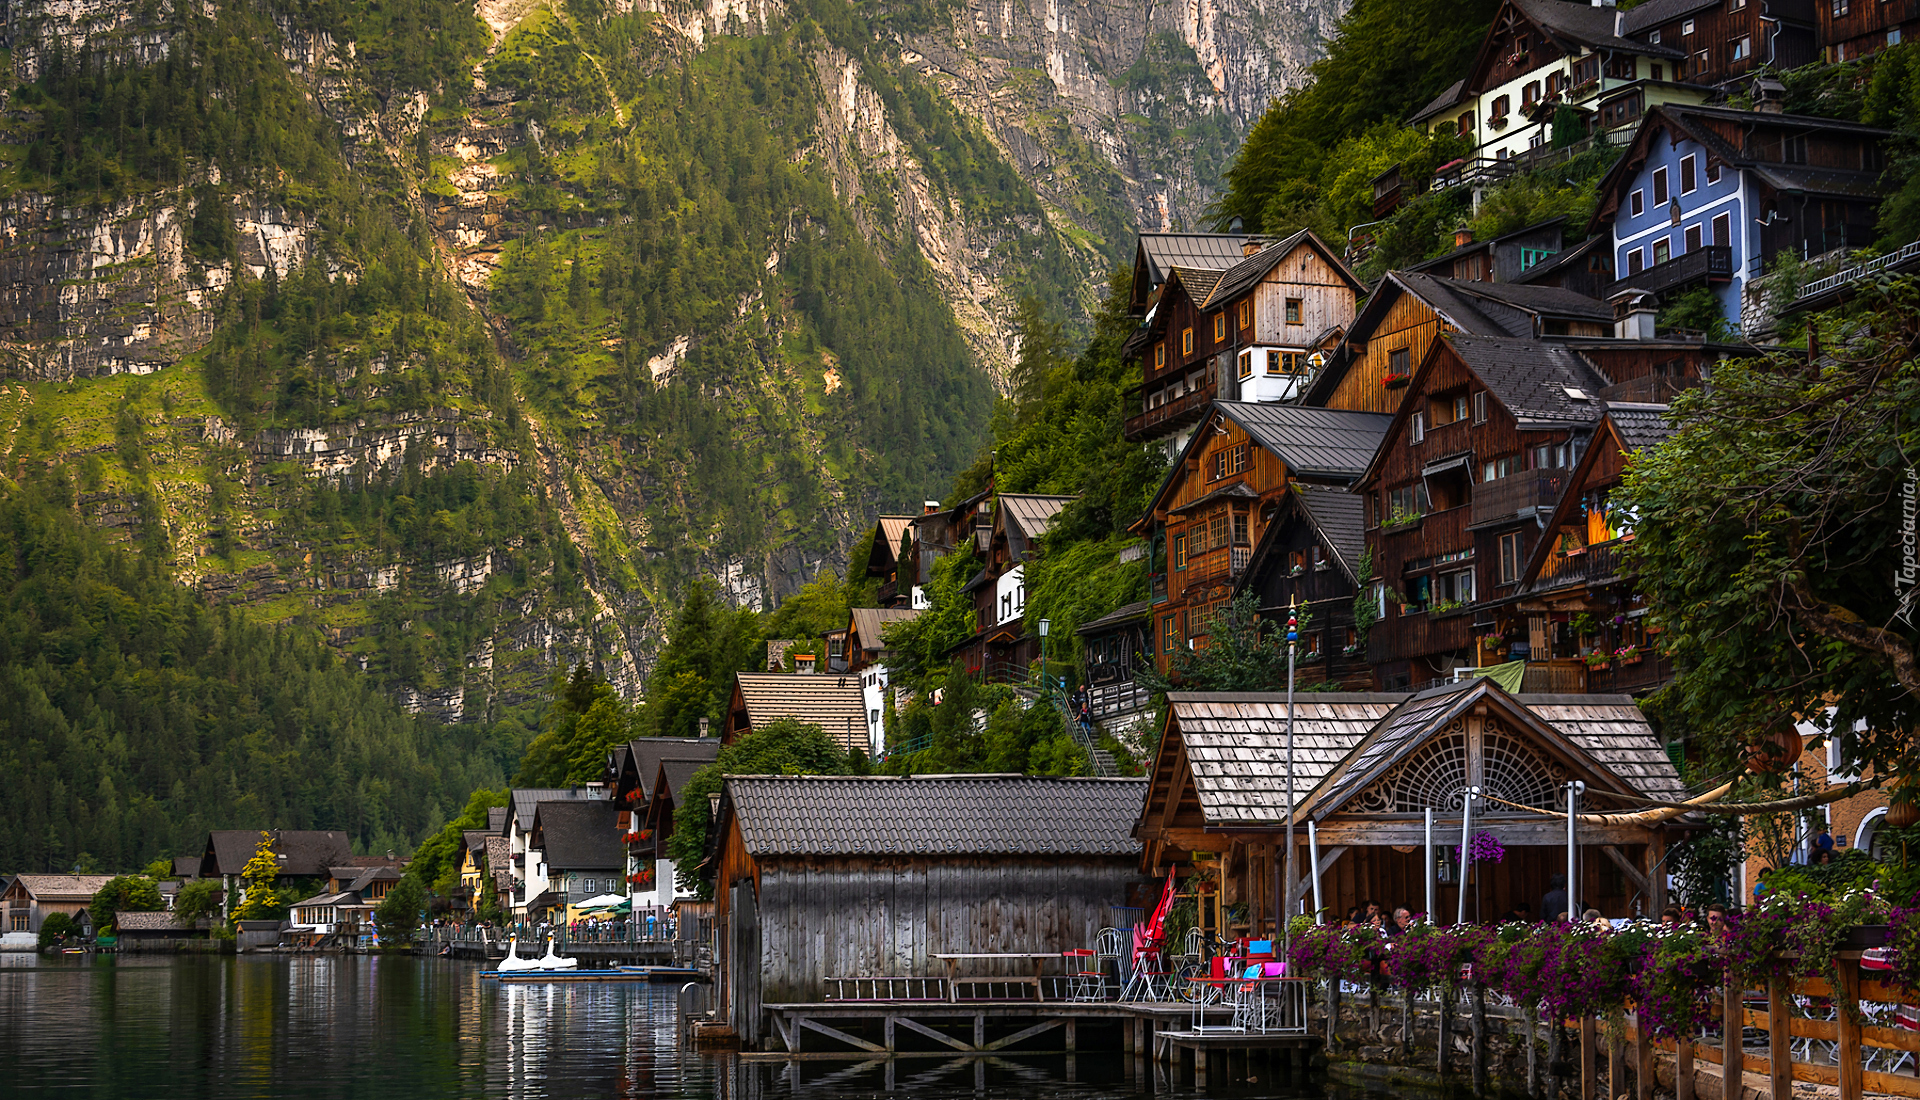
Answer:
[502,787,603,917]
[1505,403,1678,696]
[863,515,916,608]
[1123,230,1363,452]
[1132,402,1392,676]
[636,756,712,901]
[529,800,623,922]
[1077,598,1155,725]
[847,606,920,749]
[947,493,1076,679]
[607,739,719,903]
[1621,0,1817,84]
[1819,0,1920,62]
[1305,272,1613,415]
[1234,483,1375,689]
[1409,0,1696,175]
[1593,104,1890,333]
[1355,333,1620,691]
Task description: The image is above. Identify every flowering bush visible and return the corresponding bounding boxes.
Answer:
[1630,924,1723,1038]
[1456,831,1505,865]
[1385,923,1492,998]
[1891,900,1920,993]
[1476,924,1554,1006]
[1287,923,1382,986]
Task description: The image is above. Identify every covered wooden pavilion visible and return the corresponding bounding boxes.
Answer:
[1135,678,1688,937]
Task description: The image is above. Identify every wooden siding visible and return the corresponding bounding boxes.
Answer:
[1821,2,1920,62]
[751,856,1137,1003]
[1248,252,1358,347]
[1243,518,1372,689]
[1324,293,1447,414]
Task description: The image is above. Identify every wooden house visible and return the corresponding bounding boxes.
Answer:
[607,737,720,902]
[1123,230,1364,450]
[946,493,1075,680]
[903,490,993,612]
[1592,104,1890,333]
[636,756,712,901]
[1509,403,1677,697]
[711,774,1147,1048]
[1817,0,1920,62]
[1233,482,1374,689]
[529,800,624,922]
[503,787,603,917]
[199,829,354,917]
[1131,401,1393,676]
[1407,218,1572,285]
[726,673,869,752]
[1354,332,1619,690]
[2,875,113,933]
[1510,236,1616,299]
[1620,0,1817,85]
[1135,679,1688,937]
[1303,272,1613,415]
[1076,598,1155,729]
[863,515,917,608]
[1129,231,1252,316]
[847,606,919,753]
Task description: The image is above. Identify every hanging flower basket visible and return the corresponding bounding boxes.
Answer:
[1455,831,1505,866]
[1583,652,1611,669]
[622,831,641,844]
[1382,372,1411,388]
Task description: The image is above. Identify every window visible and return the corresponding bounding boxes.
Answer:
[1604,54,1635,80]
[1651,64,1663,81]
[1238,350,1254,380]
[1410,412,1425,445]
[1729,0,1745,8]
[1573,55,1599,85]
[1174,534,1187,570]
[1680,154,1697,194]
[1628,248,1644,275]
[1652,167,1669,205]
[1600,93,1642,129]
[1653,238,1671,265]
[1441,569,1475,606]
[1388,483,1427,522]
[1731,36,1750,61]
[1208,443,1249,481]
[1162,614,1179,653]
[1706,160,1721,184]
[1490,95,1510,121]
[1388,347,1409,376]
[1472,391,1488,424]
[1458,112,1474,135]
[1683,17,1696,34]
[1238,300,1252,330]
[1232,511,1249,546]
[1783,135,1808,165]
[1523,81,1540,106]
[1212,313,1226,341]
[1482,454,1515,482]
[1520,247,1557,270]
[1893,29,1904,47]
[1649,29,1661,45]
[1303,632,1323,659]
[1712,211,1730,247]
[1285,298,1303,324]
[1450,394,1470,424]
[1684,224,1702,252]
[1154,342,1166,369]
[1499,532,1522,583]
[1532,444,1555,469]
[1268,350,1304,375]
[1181,327,1194,355]
[1630,189,1644,217]
[1830,0,1847,15]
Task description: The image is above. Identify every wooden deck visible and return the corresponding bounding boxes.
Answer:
[760,998,1297,1059]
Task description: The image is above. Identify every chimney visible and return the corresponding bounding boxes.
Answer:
[922,500,939,514]
[1242,236,1268,257]
[1611,291,1658,340]
[1454,227,1474,249]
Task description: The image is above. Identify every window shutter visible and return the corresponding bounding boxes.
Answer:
[1410,413,1425,445]
[1472,391,1487,423]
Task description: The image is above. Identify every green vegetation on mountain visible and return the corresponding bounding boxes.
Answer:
[0,477,512,873]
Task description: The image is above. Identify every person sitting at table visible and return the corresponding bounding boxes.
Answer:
[1660,905,1685,928]
[1384,907,1414,938]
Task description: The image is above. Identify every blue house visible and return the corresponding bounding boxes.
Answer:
[1590,104,1889,333]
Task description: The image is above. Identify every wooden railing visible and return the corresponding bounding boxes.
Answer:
[826,976,949,1001]
[1124,384,1215,441]
[1471,474,1565,527]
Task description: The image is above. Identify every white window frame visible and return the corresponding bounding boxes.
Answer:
[1630,189,1644,217]
[1680,154,1697,195]
[1472,391,1488,424]
[1410,412,1425,445]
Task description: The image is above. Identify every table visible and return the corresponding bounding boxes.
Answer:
[930,952,1066,1002]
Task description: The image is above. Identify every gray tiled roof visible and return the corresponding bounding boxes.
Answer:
[1514,0,1683,55]
[655,758,711,802]
[114,910,186,931]
[1137,234,1251,288]
[1200,229,1362,309]
[725,775,1148,857]
[487,807,508,832]
[1167,694,1408,823]
[203,831,353,878]
[1076,600,1152,634]
[510,788,601,833]
[1399,273,1613,336]
[532,800,623,872]
[1619,0,1718,33]
[1172,266,1226,305]
[1218,402,1396,479]
[1411,78,1467,123]
[734,674,869,750]
[619,739,720,803]
[1603,403,1675,451]
[11,875,116,901]
[1290,483,1368,582]
[1445,334,1611,426]
[1511,236,1604,286]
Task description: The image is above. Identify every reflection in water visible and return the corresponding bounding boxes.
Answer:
[0,955,1372,1099]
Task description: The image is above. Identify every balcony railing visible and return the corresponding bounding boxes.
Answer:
[1470,474,1566,528]
[1605,245,1732,299]
[1797,239,1920,300]
[1585,650,1674,695]
[1535,537,1632,590]
[1124,384,1215,442]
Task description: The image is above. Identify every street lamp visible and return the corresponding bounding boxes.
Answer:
[1038,619,1051,699]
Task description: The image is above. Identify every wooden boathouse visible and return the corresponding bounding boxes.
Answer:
[710,774,1149,1050]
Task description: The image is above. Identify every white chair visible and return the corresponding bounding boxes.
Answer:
[1095,927,1124,997]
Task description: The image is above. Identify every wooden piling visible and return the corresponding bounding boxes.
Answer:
[1837,958,1862,1100]
[1677,1038,1695,1100]
[1768,977,1791,1100]
[1608,1016,1625,1100]
[1580,1016,1597,1100]
[1724,972,1744,1100]
[1635,1015,1655,1100]
[1472,983,1489,1097]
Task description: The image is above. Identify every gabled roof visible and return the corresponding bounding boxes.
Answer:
[1242,482,1368,587]
[1445,334,1612,427]
[655,757,711,803]
[998,493,1077,560]
[612,739,721,804]
[868,515,915,571]
[1410,78,1468,125]
[9,874,116,901]
[723,775,1147,858]
[202,830,353,878]
[531,800,623,872]
[1605,402,1677,451]
[1171,266,1225,306]
[1075,599,1152,635]
[849,607,919,653]
[1622,0,1814,34]
[1296,678,1685,820]
[509,788,602,834]
[732,673,868,750]
[462,830,491,856]
[1134,233,1251,298]
[1198,229,1365,310]
[1155,694,1408,824]
[1466,0,1681,92]
[1406,217,1568,277]
[172,856,201,879]
[1510,235,1606,286]
[487,807,508,832]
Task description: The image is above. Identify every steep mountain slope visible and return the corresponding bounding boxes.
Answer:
[0,0,1344,723]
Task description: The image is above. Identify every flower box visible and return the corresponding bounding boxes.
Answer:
[1382,373,1411,388]
[1620,653,1643,666]
[1844,924,1889,949]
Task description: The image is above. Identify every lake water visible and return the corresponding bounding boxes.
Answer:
[0,954,1370,1099]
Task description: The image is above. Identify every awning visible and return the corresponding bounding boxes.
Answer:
[1422,453,1472,478]
[524,890,558,912]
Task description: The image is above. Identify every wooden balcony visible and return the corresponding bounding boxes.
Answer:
[1470,474,1566,528]
[1605,245,1732,300]
[1124,383,1215,442]
[1535,537,1632,591]
[1584,651,1674,696]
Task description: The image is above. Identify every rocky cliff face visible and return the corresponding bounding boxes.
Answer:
[0,0,1342,722]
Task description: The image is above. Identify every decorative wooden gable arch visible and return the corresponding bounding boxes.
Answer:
[1345,714,1569,815]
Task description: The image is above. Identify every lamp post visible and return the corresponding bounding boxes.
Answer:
[1038,618,1051,701]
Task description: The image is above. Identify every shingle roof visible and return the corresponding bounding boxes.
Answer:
[872,515,915,565]
[11,875,116,901]
[1199,229,1363,309]
[734,674,869,750]
[1217,402,1396,479]
[509,788,602,833]
[1137,234,1251,288]
[849,607,919,653]
[1444,334,1611,426]
[1513,0,1682,55]
[1619,0,1718,33]
[1410,78,1467,124]
[1290,483,1368,582]
[288,890,357,909]
[724,775,1148,857]
[484,836,513,890]
[655,758,710,802]
[1603,403,1675,451]
[488,807,508,832]
[172,856,200,879]
[463,830,491,856]
[114,910,184,931]
[617,739,721,803]
[532,800,623,872]
[203,831,353,877]
[1400,273,1614,335]
[1172,266,1225,305]
[1165,694,1407,824]
[1407,217,1568,277]
[1076,600,1152,634]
